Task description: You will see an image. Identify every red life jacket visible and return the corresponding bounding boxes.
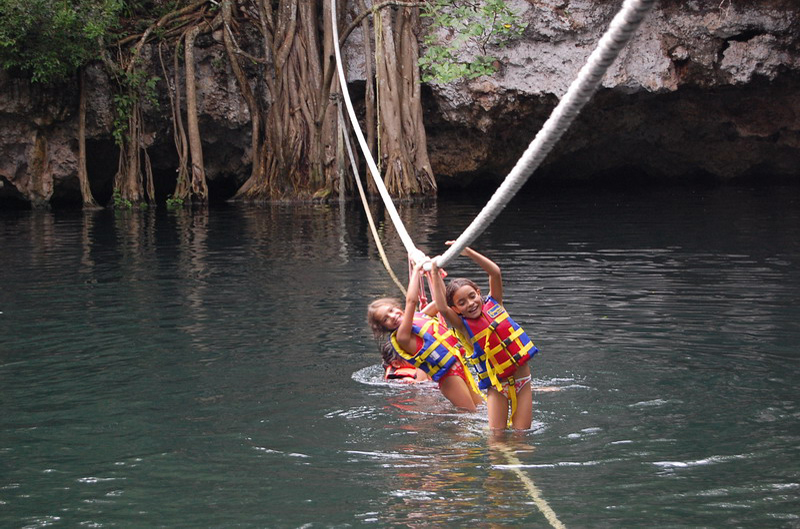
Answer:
[460,296,538,391]
[384,365,419,381]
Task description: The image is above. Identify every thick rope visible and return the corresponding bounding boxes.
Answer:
[339,107,407,295]
[332,4,655,526]
[435,0,656,268]
[330,2,425,264]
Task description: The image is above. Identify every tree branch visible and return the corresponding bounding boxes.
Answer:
[339,1,422,47]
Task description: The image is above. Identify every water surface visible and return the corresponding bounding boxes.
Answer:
[1,186,799,527]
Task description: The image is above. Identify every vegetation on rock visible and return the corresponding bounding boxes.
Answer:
[0,0,522,207]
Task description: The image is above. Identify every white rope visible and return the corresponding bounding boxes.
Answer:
[330,1,426,264]
[434,0,656,268]
[331,3,655,527]
[339,107,407,295]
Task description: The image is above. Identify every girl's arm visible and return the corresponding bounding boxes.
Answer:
[420,301,439,317]
[459,245,504,304]
[395,262,424,351]
[429,260,469,337]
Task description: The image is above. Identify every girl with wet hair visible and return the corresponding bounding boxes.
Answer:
[367,260,483,411]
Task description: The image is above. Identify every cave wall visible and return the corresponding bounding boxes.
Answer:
[426,0,800,187]
[0,0,798,207]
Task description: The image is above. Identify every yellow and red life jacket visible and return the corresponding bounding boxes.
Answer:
[390,313,461,382]
[460,296,538,391]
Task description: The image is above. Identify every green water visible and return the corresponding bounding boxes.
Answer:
[1,187,799,527]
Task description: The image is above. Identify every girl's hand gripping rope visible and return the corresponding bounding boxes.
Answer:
[409,249,429,268]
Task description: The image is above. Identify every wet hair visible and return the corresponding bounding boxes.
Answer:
[366,297,402,339]
[445,278,479,307]
[380,340,405,369]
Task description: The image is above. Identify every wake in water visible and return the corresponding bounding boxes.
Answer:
[352,364,577,393]
[351,364,579,433]
[351,364,471,419]
[351,364,435,388]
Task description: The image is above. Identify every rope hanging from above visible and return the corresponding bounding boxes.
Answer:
[331,0,656,269]
[329,2,425,264]
[331,5,655,526]
[338,107,407,295]
[434,0,657,269]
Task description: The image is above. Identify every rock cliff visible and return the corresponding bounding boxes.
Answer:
[428,0,799,189]
[1,0,798,207]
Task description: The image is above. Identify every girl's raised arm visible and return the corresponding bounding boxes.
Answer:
[429,260,468,337]
[395,262,424,350]
[461,246,503,304]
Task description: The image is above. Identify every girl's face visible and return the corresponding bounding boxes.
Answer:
[451,285,482,319]
[375,304,403,331]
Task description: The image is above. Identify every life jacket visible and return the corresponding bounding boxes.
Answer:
[384,365,419,381]
[390,313,461,382]
[460,296,538,391]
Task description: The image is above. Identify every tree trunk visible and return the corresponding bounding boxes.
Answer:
[77,68,99,208]
[113,99,144,204]
[375,6,435,197]
[357,0,377,161]
[221,0,264,197]
[237,0,334,199]
[106,0,208,206]
[184,24,209,202]
[224,0,435,201]
[318,0,344,199]
[398,7,435,192]
[158,41,190,201]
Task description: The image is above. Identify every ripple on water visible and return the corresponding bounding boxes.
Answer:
[651,453,755,472]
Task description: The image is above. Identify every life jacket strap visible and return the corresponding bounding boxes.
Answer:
[457,353,485,403]
[413,318,458,378]
[506,376,517,429]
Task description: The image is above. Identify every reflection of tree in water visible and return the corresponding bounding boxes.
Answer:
[174,209,210,349]
[365,201,439,268]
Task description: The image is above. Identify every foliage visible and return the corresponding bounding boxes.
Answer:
[0,0,123,83]
[165,194,184,208]
[111,67,160,146]
[419,0,527,83]
[0,0,190,83]
[112,188,133,208]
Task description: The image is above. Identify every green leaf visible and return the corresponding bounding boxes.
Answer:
[419,0,523,84]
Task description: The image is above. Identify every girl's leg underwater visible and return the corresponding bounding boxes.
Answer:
[511,381,533,430]
[487,388,510,430]
[439,376,478,412]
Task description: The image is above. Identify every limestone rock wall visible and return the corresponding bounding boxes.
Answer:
[429,0,800,186]
[0,0,798,207]
[427,0,800,188]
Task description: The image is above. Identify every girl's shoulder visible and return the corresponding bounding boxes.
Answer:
[484,294,501,305]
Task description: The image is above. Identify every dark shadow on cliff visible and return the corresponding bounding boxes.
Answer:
[436,165,800,205]
[85,139,120,206]
[0,178,32,210]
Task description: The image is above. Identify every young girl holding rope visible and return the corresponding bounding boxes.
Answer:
[367,260,483,411]
[430,244,539,430]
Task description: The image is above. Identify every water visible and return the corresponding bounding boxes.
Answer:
[1,186,799,527]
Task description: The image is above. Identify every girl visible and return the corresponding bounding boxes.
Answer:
[430,245,538,430]
[367,261,483,411]
[381,340,429,383]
